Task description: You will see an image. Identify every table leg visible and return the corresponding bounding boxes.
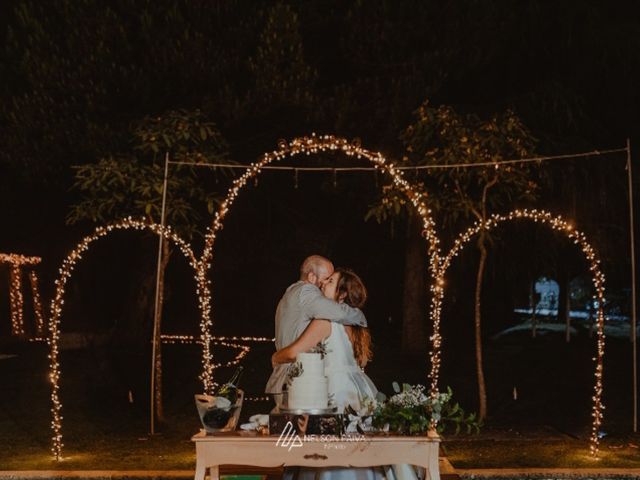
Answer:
[194,462,206,480]
[427,448,439,480]
[210,465,220,480]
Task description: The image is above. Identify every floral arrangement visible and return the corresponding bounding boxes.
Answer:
[345,397,379,433]
[347,383,481,436]
[285,361,303,386]
[310,339,331,358]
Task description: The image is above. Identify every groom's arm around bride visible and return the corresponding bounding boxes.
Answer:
[265,255,367,395]
[299,281,366,327]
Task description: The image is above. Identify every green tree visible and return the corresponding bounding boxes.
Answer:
[371,101,538,420]
[247,3,316,109]
[403,101,538,420]
[365,182,430,358]
[1,0,253,179]
[68,108,229,427]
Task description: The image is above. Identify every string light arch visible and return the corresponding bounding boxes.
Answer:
[43,135,609,459]
[197,134,444,396]
[47,218,199,460]
[435,208,606,455]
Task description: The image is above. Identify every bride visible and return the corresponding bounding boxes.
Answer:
[272,268,420,480]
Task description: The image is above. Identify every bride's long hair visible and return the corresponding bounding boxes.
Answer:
[335,268,373,367]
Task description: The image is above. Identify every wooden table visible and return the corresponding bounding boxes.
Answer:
[192,430,440,480]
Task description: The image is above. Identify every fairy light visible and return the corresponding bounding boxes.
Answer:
[160,335,271,402]
[245,395,271,402]
[47,218,198,460]
[29,271,47,337]
[161,334,275,371]
[8,265,25,336]
[0,253,41,265]
[210,335,274,342]
[1,253,42,337]
[435,208,606,456]
[161,333,274,344]
[197,134,442,399]
[161,336,251,367]
[211,340,251,368]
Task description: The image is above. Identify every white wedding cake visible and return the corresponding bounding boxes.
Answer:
[287,352,328,410]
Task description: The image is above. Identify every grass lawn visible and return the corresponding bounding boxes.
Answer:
[443,435,640,469]
[0,428,196,470]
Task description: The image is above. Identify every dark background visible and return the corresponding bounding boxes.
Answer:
[0,0,638,439]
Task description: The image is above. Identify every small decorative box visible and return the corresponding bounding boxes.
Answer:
[269,412,344,435]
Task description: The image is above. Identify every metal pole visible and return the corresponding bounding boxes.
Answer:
[627,138,637,433]
[150,153,170,435]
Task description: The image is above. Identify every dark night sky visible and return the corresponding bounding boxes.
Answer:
[0,0,638,343]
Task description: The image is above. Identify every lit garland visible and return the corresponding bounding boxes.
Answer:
[29,271,47,338]
[47,218,198,460]
[162,337,251,367]
[211,340,251,368]
[160,333,274,344]
[197,134,443,399]
[0,253,42,265]
[8,265,25,336]
[161,334,274,370]
[244,395,271,402]
[160,334,204,345]
[436,208,606,455]
[208,335,274,342]
[160,335,271,402]
[160,335,250,368]
[0,253,42,337]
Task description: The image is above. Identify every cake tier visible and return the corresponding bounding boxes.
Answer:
[288,377,328,410]
[297,352,325,376]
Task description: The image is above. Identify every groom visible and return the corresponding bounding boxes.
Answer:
[265,255,367,397]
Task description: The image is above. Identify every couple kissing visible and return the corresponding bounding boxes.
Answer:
[265,255,421,480]
[265,254,377,412]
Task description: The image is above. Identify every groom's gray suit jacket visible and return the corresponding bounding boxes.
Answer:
[265,280,367,394]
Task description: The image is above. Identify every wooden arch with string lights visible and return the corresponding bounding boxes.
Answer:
[195,134,444,396]
[47,219,199,459]
[435,209,606,455]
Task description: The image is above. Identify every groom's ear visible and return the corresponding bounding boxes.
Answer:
[306,272,317,285]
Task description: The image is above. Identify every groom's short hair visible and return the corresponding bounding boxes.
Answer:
[300,255,331,280]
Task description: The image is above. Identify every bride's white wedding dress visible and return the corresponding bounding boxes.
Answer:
[283,323,421,480]
[324,322,377,412]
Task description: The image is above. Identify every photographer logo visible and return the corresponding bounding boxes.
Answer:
[275,422,303,451]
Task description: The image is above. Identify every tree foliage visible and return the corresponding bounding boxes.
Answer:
[402,101,539,224]
[67,109,229,239]
[248,3,316,109]
[1,0,252,178]
[368,101,539,226]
